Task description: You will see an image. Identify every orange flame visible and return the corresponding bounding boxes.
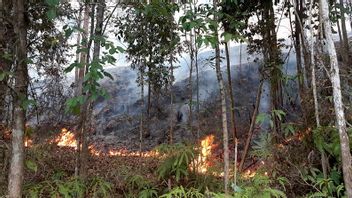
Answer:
[24,138,32,147]
[54,128,159,158]
[55,128,77,149]
[195,135,215,173]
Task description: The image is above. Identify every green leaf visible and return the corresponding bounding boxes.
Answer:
[25,160,38,173]
[45,0,59,6]
[103,71,114,80]
[223,32,233,42]
[46,9,57,21]
[64,28,74,38]
[256,113,268,124]
[0,72,6,81]
[21,99,36,110]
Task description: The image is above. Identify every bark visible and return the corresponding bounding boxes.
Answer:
[75,2,90,179]
[320,0,352,196]
[213,0,229,193]
[93,0,105,59]
[338,0,349,62]
[79,1,97,181]
[195,38,200,140]
[169,58,174,144]
[147,66,151,117]
[291,0,307,122]
[188,30,194,135]
[140,69,144,150]
[239,81,263,172]
[225,41,237,143]
[8,0,28,196]
[74,3,83,177]
[261,2,283,139]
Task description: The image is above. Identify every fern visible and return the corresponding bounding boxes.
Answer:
[156,143,195,182]
[160,186,204,198]
[138,187,158,198]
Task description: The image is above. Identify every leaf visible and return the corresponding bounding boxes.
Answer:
[64,28,74,38]
[45,0,59,6]
[223,32,233,42]
[0,72,6,81]
[103,71,114,80]
[25,160,38,173]
[46,9,57,21]
[256,113,268,124]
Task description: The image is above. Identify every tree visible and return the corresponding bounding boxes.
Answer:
[320,0,352,196]
[8,0,28,196]
[213,0,229,193]
[117,1,180,118]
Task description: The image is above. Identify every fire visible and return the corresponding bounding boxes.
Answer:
[195,135,215,173]
[243,169,256,178]
[55,128,77,148]
[24,138,32,147]
[54,128,159,158]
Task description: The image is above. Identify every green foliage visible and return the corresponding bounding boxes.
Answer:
[63,22,119,115]
[155,143,195,182]
[250,133,274,159]
[232,174,287,198]
[25,160,38,173]
[45,0,60,20]
[125,175,158,198]
[160,186,204,198]
[24,176,112,198]
[255,110,286,130]
[88,177,112,198]
[188,170,222,193]
[117,0,180,91]
[313,126,352,162]
[303,167,345,197]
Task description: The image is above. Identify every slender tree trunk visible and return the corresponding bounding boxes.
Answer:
[291,0,307,122]
[188,30,194,135]
[239,81,263,172]
[339,0,349,62]
[169,58,174,144]
[140,69,144,151]
[93,0,105,59]
[8,0,28,196]
[76,2,90,180]
[225,41,237,144]
[320,0,352,196]
[147,66,151,117]
[264,3,283,139]
[213,0,229,193]
[195,39,200,140]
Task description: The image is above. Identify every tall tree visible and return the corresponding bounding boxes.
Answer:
[338,0,349,63]
[8,0,28,196]
[320,0,352,196]
[213,0,229,193]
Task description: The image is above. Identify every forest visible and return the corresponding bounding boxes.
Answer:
[1,0,352,197]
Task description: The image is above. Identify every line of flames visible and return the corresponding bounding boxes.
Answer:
[37,128,286,177]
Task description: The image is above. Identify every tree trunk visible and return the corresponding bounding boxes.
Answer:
[169,57,174,144]
[338,0,349,63]
[188,30,194,136]
[195,38,200,140]
[93,0,105,59]
[8,0,28,196]
[225,41,237,143]
[213,0,229,193]
[239,81,263,172]
[76,2,90,180]
[140,69,144,151]
[263,3,283,139]
[320,0,352,196]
